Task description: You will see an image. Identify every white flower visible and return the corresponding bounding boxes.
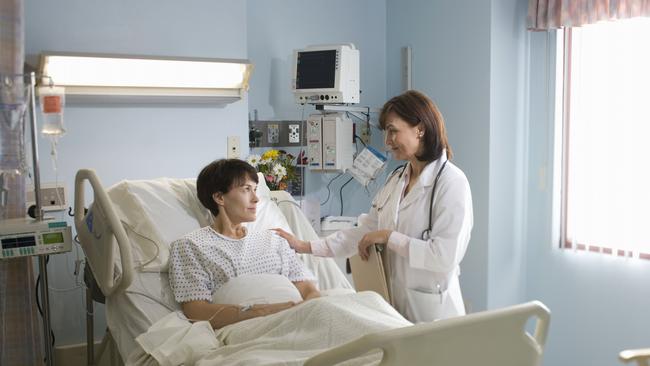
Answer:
[272,163,287,179]
[246,154,261,168]
[259,158,272,166]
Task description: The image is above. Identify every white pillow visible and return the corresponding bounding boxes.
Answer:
[107,178,210,272]
[211,274,303,306]
[106,173,292,272]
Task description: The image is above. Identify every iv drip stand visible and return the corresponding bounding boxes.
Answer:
[27,71,55,366]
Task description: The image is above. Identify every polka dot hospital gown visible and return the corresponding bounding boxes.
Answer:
[169,226,316,303]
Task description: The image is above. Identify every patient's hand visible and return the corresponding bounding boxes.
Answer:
[272,228,312,254]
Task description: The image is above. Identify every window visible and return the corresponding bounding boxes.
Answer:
[560,18,650,258]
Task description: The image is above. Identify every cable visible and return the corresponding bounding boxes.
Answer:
[35,266,56,352]
[176,303,232,324]
[320,172,344,206]
[121,220,161,269]
[353,135,367,147]
[275,199,302,209]
[339,177,355,216]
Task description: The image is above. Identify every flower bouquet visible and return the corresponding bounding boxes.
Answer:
[246,149,298,191]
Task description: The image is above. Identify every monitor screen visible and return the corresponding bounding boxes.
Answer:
[296,50,336,89]
[42,232,64,245]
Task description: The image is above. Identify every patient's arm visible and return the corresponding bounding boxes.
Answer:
[293,281,321,300]
[182,300,296,329]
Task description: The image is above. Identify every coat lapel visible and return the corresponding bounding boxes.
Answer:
[398,152,448,212]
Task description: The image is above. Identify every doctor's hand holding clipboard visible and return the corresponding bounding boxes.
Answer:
[274,90,473,323]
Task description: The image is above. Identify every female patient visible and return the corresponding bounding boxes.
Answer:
[169,159,320,329]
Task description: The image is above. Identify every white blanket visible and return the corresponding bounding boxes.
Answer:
[129,292,411,366]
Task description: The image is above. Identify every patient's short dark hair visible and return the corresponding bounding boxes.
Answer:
[196,159,258,216]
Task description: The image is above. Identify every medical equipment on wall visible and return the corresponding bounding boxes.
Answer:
[293,44,360,105]
[348,145,387,187]
[0,218,72,259]
[306,112,354,171]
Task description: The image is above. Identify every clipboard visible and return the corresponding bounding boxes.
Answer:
[349,245,391,304]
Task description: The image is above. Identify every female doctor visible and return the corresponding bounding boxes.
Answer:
[275,90,473,323]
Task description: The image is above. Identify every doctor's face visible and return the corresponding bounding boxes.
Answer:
[214,178,259,224]
[383,112,422,161]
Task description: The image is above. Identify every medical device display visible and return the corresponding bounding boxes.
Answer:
[292,44,360,105]
[0,218,72,259]
[306,112,353,171]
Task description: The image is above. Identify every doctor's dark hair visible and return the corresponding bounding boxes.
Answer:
[379,90,452,162]
[196,159,259,217]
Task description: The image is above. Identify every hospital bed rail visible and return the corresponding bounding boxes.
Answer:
[305,300,550,366]
[74,169,134,297]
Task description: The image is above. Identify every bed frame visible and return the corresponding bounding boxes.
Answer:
[74,169,551,366]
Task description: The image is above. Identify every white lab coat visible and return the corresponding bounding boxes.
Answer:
[314,152,473,322]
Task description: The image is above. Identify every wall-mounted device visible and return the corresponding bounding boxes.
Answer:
[0,218,73,259]
[248,120,305,147]
[306,112,353,171]
[292,44,360,105]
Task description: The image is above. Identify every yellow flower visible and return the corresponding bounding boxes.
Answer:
[262,150,280,160]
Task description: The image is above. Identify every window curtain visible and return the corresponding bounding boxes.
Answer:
[0,0,45,365]
[527,0,650,30]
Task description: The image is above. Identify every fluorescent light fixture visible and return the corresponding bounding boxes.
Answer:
[39,53,253,104]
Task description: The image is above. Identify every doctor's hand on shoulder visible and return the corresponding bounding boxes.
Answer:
[272,228,312,254]
[357,230,391,261]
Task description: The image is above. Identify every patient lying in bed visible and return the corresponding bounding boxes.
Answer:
[169,159,320,329]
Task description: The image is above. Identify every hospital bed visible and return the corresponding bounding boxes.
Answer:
[620,348,650,365]
[74,168,551,366]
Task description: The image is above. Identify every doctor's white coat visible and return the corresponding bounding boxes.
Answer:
[312,153,473,322]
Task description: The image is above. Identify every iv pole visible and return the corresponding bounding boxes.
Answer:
[27,71,55,366]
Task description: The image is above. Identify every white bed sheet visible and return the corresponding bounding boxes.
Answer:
[127,292,411,366]
[107,257,354,361]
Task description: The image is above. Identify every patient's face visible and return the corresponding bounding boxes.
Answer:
[220,178,259,224]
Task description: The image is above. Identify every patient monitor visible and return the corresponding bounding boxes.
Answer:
[292,44,360,105]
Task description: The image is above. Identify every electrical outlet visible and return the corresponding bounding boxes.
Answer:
[227,136,240,158]
[26,183,67,211]
[288,124,300,144]
[267,124,280,144]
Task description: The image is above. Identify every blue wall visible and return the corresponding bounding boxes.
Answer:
[25,0,249,345]
[487,0,529,309]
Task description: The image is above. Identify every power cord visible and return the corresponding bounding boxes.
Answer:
[35,255,56,359]
[320,172,344,206]
[339,177,355,216]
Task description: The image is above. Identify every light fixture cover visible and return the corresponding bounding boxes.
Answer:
[39,52,253,104]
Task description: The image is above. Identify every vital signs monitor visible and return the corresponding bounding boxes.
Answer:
[292,44,360,105]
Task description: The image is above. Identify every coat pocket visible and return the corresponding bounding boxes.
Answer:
[405,287,447,323]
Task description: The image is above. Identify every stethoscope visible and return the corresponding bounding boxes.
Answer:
[373,159,448,240]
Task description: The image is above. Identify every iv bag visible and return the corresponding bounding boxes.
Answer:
[38,86,66,136]
[0,76,28,175]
